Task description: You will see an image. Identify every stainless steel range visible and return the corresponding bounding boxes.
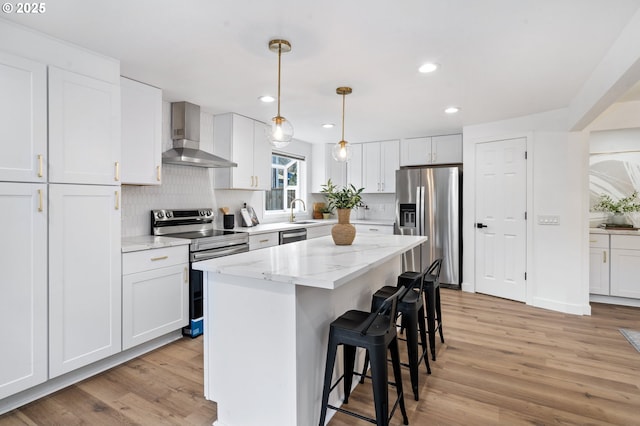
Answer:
[151,208,249,337]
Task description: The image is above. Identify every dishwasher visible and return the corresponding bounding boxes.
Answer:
[279,228,307,244]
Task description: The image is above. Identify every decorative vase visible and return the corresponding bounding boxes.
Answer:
[331,208,356,245]
[611,212,628,225]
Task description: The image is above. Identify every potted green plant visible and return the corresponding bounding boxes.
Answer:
[320,179,364,245]
[320,206,333,220]
[592,191,640,225]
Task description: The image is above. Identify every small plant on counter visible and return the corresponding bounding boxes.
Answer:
[320,179,364,210]
[592,191,640,214]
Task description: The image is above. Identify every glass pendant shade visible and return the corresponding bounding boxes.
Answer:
[332,140,352,162]
[269,115,294,148]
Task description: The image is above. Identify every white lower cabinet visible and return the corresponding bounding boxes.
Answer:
[48,184,122,378]
[0,183,48,399]
[589,234,610,295]
[610,235,640,298]
[122,246,189,350]
[249,232,279,250]
[306,224,332,239]
[355,224,394,235]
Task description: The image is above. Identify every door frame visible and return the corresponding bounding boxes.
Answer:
[463,132,535,306]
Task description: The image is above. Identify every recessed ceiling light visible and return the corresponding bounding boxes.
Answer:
[258,95,275,103]
[444,106,460,114]
[418,62,439,73]
[322,123,335,129]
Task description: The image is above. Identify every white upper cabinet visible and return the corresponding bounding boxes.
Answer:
[48,184,122,378]
[49,67,121,185]
[348,143,363,190]
[362,140,399,193]
[311,143,347,192]
[120,77,162,185]
[213,113,270,190]
[400,134,462,166]
[0,182,48,399]
[0,52,47,183]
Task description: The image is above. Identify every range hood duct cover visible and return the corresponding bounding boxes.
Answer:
[163,101,237,168]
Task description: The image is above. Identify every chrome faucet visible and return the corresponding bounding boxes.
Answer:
[289,199,306,223]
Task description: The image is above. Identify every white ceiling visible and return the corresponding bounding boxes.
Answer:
[5,0,640,144]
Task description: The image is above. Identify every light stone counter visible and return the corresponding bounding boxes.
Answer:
[233,219,393,235]
[121,235,191,253]
[194,234,427,426]
[590,227,640,236]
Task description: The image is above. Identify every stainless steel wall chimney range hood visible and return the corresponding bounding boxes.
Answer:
[162,101,237,168]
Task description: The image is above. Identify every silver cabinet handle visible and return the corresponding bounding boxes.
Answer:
[603,251,607,263]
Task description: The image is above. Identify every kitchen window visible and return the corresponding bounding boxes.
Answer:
[265,152,305,212]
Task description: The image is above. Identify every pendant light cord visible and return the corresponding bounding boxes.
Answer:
[277,43,282,117]
[341,93,345,141]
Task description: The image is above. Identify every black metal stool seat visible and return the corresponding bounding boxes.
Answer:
[362,271,431,401]
[423,259,444,361]
[318,287,409,426]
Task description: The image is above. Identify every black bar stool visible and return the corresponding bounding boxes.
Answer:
[318,286,409,426]
[423,259,444,361]
[360,271,430,401]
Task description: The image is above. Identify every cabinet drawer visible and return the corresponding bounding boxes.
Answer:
[611,234,640,250]
[589,234,609,248]
[123,245,189,275]
[249,232,279,250]
[307,224,332,239]
[355,224,394,235]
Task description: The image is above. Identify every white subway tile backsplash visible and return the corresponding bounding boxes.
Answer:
[121,164,215,237]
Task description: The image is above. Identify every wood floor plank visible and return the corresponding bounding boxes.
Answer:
[1,289,640,425]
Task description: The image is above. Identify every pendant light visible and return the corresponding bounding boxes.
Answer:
[332,87,353,162]
[268,39,293,148]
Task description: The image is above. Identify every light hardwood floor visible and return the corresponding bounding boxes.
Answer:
[1,289,639,425]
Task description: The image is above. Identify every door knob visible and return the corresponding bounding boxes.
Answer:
[476,223,488,228]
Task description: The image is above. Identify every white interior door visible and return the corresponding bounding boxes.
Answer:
[475,138,527,302]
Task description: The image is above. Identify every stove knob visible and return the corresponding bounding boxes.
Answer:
[157,212,164,219]
[166,212,172,218]
[200,210,205,216]
[207,210,212,216]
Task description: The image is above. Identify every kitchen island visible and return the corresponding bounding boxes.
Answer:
[193,233,427,426]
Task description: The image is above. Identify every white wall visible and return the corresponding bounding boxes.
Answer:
[463,108,591,315]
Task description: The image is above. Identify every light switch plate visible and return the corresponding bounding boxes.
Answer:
[538,215,560,225]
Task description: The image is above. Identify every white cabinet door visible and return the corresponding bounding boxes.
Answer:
[253,121,271,190]
[355,224,394,235]
[432,134,462,164]
[362,142,381,193]
[122,264,189,350]
[0,183,47,399]
[400,137,430,166]
[0,52,47,183]
[249,232,280,250]
[380,140,399,193]
[362,140,398,193]
[306,224,332,239]
[214,113,270,190]
[120,77,162,185]
[311,144,347,192]
[49,184,122,378]
[610,248,640,298]
[348,143,363,190]
[589,247,610,295]
[49,67,121,185]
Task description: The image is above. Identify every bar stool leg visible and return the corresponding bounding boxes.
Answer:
[359,351,369,384]
[342,344,356,404]
[436,287,444,343]
[425,283,437,361]
[318,336,338,426]
[368,346,389,426]
[389,338,409,425]
[417,305,431,374]
[402,309,420,401]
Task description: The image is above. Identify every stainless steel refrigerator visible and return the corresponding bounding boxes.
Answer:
[395,166,462,287]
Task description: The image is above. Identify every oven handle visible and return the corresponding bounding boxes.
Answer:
[191,245,249,262]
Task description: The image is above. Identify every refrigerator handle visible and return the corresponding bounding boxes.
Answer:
[418,186,425,236]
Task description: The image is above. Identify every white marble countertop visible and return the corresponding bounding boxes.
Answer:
[590,227,640,236]
[121,235,191,253]
[234,218,394,235]
[192,233,426,290]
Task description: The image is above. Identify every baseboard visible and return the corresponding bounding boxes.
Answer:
[0,330,183,415]
[590,294,640,308]
[531,296,591,315]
